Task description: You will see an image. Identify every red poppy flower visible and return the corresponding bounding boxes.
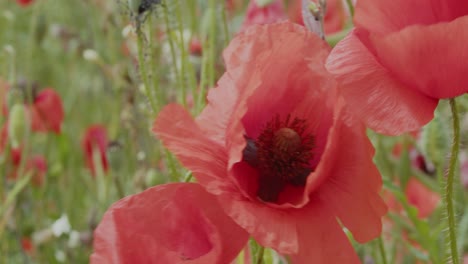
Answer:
[326,0,468,135]
[29,88,64,134]
[91,183,249,263]
[0,78,8,116]
[288,0,348,35]
[189,37,203,56]
[405,178,440,219]
[16,0,34,6]
[81,125,109,176]
[21,237,34,254]
[240,0,286,31]
[461,156,468,190]
[384,178,439,219]
[154,22,386,263]
[6,148,47,186]
[0,122,8,154]
[28,155,47,187]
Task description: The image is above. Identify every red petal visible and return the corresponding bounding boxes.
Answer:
[372,16,468,99]
[81,125,109,176]
[326,31,438,135]
[0,123,8,154]
[289,201,360,264]
[28,155,47,187]
[240,0,286,31]
[355,0,468,35]
[317,102,387,243]
[32,88,64,134]
[153,104,233,194]
[91,183,248,264]
[217,191,299,254]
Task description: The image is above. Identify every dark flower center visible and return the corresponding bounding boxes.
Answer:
[242,114,315,202]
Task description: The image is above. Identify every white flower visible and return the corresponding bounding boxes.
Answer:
[51,214,71,237]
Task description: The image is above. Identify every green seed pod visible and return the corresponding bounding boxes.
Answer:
[8,104,29,148]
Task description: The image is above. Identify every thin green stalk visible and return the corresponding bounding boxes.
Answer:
[255,245,265,264]
[162,4,184,105]
[378,237,388,264]
[345,0,354,17]
[136,27,158,112]
[175,0,197,108]
[445,98,460,264]
[220,0,230,46]
[196,0,217,113]
[146,15,161,112]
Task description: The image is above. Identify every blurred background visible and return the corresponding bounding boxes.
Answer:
[0,0,467,263]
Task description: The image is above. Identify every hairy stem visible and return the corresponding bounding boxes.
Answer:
[445,98,460,264]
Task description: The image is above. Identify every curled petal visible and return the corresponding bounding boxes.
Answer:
[372,16,468,99]
[354,0,468,35]
[91,183,248,264]
[326,31,438,135]
[317,102,387,243]
[289,201,360,264]
[153,104,233,194]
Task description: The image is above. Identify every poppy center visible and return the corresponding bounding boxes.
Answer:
[242,115,315,202]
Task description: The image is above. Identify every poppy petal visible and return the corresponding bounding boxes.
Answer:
[153,104,233,194]
[32,88,64,134]
[317,103,387,243]
[217,191,299,254]
[91,183,248,264]
[354,0,468,35]
[289,201,360,264]
[372,16,468,99]
[326,31,438,135]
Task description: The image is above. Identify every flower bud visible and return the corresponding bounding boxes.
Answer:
[8,104,29,148]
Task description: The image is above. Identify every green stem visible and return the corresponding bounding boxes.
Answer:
[445,98,460,264]
[377,236,388,264]
[345,0,355,17]
[162,5,184,105]
[255,245,265,264]
[136,27,157,112]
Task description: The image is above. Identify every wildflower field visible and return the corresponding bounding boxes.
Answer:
[1,0,468,263]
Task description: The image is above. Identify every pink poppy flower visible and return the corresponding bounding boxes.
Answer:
[326,0,468,135]
[16,0,34,6]
[154,22,386,263]
[240,0,286,31]
[81,125,109,176]
[6,148,47,187]
[288,0,348,35]
[29,88,64,134]
[91,183,249,263]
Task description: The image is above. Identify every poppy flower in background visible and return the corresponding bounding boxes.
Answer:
[326,0,468,135]
[0,123,8,154]
[6,148,48,187]
[29,88,64,134]
[16,0,34,6]
[154,22,386,263]
[81,125,109,176]
[240,0,286,31]
[405,178,440,219]
[91,183,249,263]
[382,177,440,263]
[288,0,349,35]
